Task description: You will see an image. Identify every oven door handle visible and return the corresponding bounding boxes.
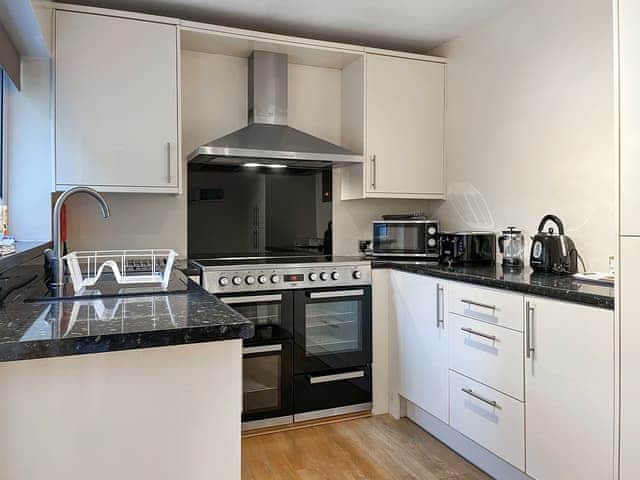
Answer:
[308,289,365,299]
[243,344,283,355]
[222,294,283,305]
[308,370,365,384]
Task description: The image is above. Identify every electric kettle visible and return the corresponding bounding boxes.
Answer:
[498,227,525,268]
[529,214,578,274]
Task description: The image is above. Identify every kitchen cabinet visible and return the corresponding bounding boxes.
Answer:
[620,237,640,479]
[389,270,448,422]
[340,53,446,200]
[524,296,614,480]
[449,370,525,470]
[619,0,640,234]
[55,10,180,193]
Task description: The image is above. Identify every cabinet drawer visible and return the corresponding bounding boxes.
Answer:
[448,283,524,331]
[449,371,525,471]
[450,314,524,400]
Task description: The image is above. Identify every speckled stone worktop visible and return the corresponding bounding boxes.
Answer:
[372,260,614,310]
[0,263,254,363]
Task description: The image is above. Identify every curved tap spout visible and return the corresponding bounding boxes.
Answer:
[52,187,111,287]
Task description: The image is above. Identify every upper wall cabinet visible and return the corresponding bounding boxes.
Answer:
[620,0,640,233]
[55,10,180,193]
[341,53,446,200]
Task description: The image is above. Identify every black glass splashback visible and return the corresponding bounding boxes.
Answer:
[188,164,332,258]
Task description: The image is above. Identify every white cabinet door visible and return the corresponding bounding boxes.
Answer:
[619,0,640,234]
[390,270,448,422]
[620,237,640,479]
[365,54,445,198]
[524,296,614,480]
[55,10,179,192]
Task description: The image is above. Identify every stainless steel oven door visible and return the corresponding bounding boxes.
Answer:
[293,287,372,374]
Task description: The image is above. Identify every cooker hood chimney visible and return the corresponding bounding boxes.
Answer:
[187,51,362,169]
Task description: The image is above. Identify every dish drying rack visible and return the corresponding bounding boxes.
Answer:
[64,249,177,294]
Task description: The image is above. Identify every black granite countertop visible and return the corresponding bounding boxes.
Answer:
[372,260,614,310]
[0,262,254,363]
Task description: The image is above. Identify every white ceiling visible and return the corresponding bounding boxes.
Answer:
[57,0,515,53]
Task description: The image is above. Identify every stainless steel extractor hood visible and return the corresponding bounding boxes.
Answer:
[187,51,362,169]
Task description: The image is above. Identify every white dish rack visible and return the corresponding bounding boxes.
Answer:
[64,249,177,294]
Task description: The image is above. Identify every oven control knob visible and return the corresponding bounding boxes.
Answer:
[428,238,437,247]
[428,226,437,235]
[309,273,318,281]
[245,276,256,285]
[219,276,230,287]
[320,272,329,281]
[331,271,340,280]
[257,275,267,284]
[271,274,280,284]
[353,270,362,280]
[232,276,242,286]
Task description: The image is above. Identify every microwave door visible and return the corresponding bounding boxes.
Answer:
[373,223,426,255]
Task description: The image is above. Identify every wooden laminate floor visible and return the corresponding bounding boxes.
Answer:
[242,415,491,480]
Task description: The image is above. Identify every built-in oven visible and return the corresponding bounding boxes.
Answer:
[292,286,372,419]
[219,292,294,429]
[293,286,372,374]
[372,220,439,258]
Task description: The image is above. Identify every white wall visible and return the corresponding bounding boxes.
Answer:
[431,0,615,271]
[6,57,52,241]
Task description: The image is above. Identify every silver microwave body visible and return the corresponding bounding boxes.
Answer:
[371,220,440,258]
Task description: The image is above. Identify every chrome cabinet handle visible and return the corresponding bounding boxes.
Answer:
[436,283,445,328]
[461,388,498,408]
[243,344,282,355]
[526,301,535,358]
[166,142,172,183]
[461,299,496,311]
[461,327,497,342]
[370,155,376,189]
[309,370,365,384]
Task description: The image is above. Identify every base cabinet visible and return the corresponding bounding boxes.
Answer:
[524,296,614,480]
[389,270,448,423]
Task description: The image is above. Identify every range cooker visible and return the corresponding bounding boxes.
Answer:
[194,256,372,430]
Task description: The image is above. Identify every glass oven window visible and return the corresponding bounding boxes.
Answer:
[373,223,425,254]
[305,300,362,355]
[243,354,281,414]
[232,302,284,341]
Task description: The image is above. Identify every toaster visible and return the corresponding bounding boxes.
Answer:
[439,232,496,265]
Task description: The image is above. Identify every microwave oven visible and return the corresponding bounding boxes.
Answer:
[371,220,439,258]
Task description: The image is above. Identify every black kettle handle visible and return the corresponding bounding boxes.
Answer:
[537,214,565,235]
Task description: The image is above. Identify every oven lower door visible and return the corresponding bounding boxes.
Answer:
[242,341,293,427]
[294,287,372,374]
[294,366,372,419]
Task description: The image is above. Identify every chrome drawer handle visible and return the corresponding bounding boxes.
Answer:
[461,299,496,311]
[309,370,365,384]
[460,327,497,342]
[461,388,499,408]
[243,344,282,355]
